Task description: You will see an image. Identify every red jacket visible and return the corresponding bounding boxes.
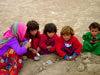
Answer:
[56,35,82,58]
[25,31,41,50]
[39,34,59,52]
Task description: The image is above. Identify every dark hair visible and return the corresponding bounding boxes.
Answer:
[60,26,74,35]
[26,20,39,33]
[89,22,100,30]
[43,23,57,34]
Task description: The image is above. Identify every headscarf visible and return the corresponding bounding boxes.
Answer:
[0,22,27,48]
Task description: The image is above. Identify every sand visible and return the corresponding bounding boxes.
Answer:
[0,0,100,75]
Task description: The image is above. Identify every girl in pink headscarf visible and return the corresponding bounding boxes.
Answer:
[0,22,30,75]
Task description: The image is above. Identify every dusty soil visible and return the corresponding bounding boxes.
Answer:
[0,0,100,75]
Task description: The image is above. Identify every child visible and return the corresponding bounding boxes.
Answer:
[25,20,41,60]
[0,22,30,74]
[56,26,82,60]
[82,22,100,54]
[39,23,59,55]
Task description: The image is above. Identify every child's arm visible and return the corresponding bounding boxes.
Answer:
[82,32,90,41]
[9,38,30,55]
[73,37,82,56]
[94,40,99,43]
[32,38,39,50]
[32,31,41,50]
[49,44,56,52]
[39,35,47,50]
[50,35,59,52]
[67,37,82,60]
[56,39,67,58]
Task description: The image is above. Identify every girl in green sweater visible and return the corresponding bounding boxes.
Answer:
[82,22,100,55]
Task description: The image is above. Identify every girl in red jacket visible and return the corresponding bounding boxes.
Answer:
[56,26,82,60]
[39,23,59,55]
[25,20,41,60]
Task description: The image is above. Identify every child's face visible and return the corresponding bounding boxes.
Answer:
[63,34,71,41]
[29,30,38,36]
[90,27,99,37]
[47,32,55,38]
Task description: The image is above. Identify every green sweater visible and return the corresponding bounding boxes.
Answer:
[82,32,100,55]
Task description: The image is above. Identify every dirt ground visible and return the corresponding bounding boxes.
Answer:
[0,0,100,75]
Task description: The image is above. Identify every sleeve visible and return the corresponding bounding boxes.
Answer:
[9,38,27,55]
[32,32,41,50]
[82,32,90,41]
[23,38,27,41]
[50,35,59,52]
[56,38,67,58]
[73,37,82,55]
[25,33,30,40]
[33,38,39,50]
[39,35,47,50]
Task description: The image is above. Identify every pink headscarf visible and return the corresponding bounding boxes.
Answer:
[2,22,27,41]
[17,22,27,41]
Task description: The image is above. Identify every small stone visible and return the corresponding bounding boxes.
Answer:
[39,67,43,71]
[42,62,46,66]
[78,63,85,72]
[50,11,56,14]
[46,60,53,65]
[39,66,46,71]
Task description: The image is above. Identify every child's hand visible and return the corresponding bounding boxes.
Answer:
[90,40,94,43]
[71,55,77,60]
[37,47,39,52]
[66,57,71,61]
[25,42,31,48]
[29,48,38,54]
[47,46,52,49]
[67,55,76,61]
[94,41,99,43]
[32,49,37,54]
[29,48,33,51]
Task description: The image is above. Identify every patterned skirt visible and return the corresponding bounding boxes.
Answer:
[0,49,23,75]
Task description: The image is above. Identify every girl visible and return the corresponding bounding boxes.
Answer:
[82,22,100,54]
[39,23,59,55]
[56,26,82,60]
[0,22,30,75]
[25,20,41,60]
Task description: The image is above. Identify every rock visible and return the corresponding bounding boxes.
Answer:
[87,64,100,72]
[42,62,46,66]
[39,66,46,72]
[40,67,43,71]
[83,58,91,64]
[49,11,56,14]
[46,60,53,65]
[78,63,85,72]
[43,60,53,66]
